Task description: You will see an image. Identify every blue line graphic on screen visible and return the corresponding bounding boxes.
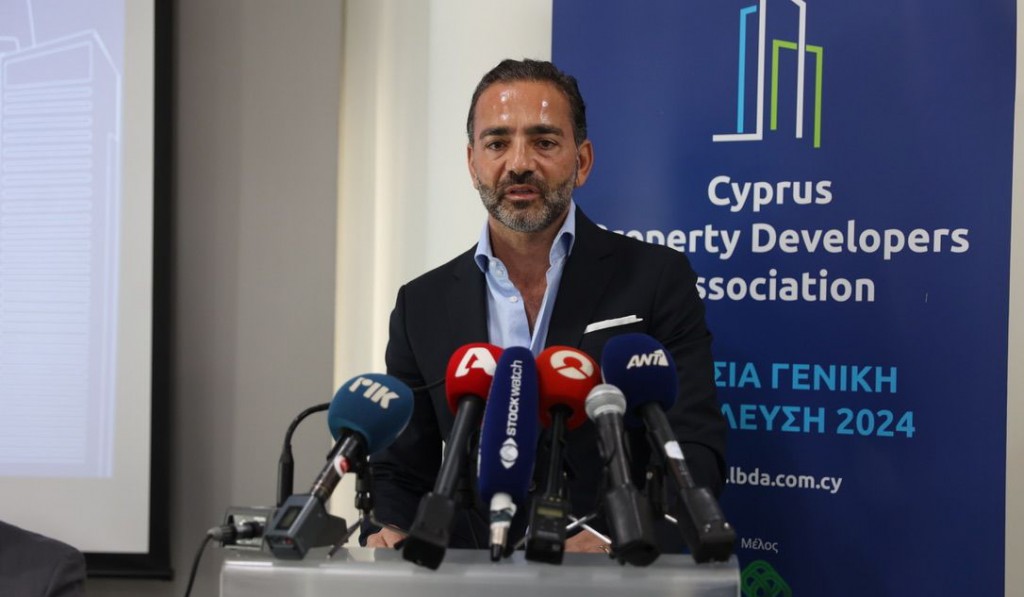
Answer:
[0,0,124,477]
[713,0,824,148]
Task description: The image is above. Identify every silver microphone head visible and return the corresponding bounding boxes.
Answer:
[585,383,627,420]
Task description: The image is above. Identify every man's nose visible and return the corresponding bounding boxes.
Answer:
[508,139,536,174]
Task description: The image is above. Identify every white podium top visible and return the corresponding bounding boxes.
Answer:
[221,547,740,597]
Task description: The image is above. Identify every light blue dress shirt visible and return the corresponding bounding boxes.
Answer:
[473,201,577,356]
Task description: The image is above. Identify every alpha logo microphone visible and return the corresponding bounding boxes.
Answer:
[455,346,498,377]
[404,343,502,570]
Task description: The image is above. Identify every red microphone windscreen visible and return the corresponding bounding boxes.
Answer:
[536,346,600,430]
[445,343,502,414]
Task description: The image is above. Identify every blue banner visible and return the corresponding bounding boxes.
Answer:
[554,1,1015,594]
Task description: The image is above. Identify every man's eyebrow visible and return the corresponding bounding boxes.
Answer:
[479,124,566,139]
[525,124,564,137]
[479,126,511,139]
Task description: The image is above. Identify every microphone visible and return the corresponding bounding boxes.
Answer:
[525,346,599,564]
[476,346,540,561]
[601,333,735,563]
[276,402,330,507]
[585,384,660,566]
[265,374,414,559]
[403,343,502,570]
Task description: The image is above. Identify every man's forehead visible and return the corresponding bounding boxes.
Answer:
[473,80,571,133]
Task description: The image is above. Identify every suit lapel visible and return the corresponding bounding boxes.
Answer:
[546,208,617,348]
[445,248,489,352]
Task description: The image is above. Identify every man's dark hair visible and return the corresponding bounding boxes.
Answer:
[466,59,588,146]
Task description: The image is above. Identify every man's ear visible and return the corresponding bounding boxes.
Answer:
[574,139,595,187]
[466,143,478,186]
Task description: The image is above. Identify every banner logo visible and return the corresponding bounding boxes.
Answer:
[713,0,825,148]
[741,560,792,597]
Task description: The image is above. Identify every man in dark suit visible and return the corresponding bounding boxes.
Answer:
[0,520,86,597]
[364,59,726,553]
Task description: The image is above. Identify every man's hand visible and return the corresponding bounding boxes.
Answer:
[365,527,407,549]
[564,530,611,554]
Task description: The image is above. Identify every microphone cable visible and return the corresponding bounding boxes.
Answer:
[182,534,211,597]
[183,520,263,597]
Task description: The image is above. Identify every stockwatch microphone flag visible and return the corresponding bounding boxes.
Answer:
[600,334,735,562]
[477,346,539,560]
[265,373,414,559]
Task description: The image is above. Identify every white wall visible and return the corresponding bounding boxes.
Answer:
[86,1,342,595]
[331,0,553,523]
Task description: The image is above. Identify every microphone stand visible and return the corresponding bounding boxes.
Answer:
[277,402,330,507]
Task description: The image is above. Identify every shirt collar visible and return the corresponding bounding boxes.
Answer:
[474,200,577,272]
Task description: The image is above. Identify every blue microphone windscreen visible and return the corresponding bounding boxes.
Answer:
[600,333,678,422]
[328,373,414,454]
[477,346,539,505]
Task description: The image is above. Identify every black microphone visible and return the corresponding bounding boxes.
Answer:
[585,384,660,566]
[525,346,600,564]
[601,333,735,563]
[276,402,330,507]
[264,374,414,559]
[402,343,502,570]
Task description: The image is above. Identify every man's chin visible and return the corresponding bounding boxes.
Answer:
[496,206,567,234]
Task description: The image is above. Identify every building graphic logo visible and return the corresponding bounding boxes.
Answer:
[741,560,793,597]
[713,0,824,148]
[0,0,122,478]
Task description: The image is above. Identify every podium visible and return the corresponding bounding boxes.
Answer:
[220,547,740,597]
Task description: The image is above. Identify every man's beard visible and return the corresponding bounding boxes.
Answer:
[475,169,576,234]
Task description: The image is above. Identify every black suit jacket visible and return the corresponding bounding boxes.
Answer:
[367,208,727,550]
[0,520,85,597]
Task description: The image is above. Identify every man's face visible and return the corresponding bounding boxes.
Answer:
[467,80,593,234]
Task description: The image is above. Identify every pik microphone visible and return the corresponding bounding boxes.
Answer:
[403,343,502,570]
[525,346,599,564]
[265,374,414,559]
[476,346,539,561]
[585,384,660,566]
[601,333,735,563]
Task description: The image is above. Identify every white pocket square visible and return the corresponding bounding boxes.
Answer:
[584,315,644,334]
